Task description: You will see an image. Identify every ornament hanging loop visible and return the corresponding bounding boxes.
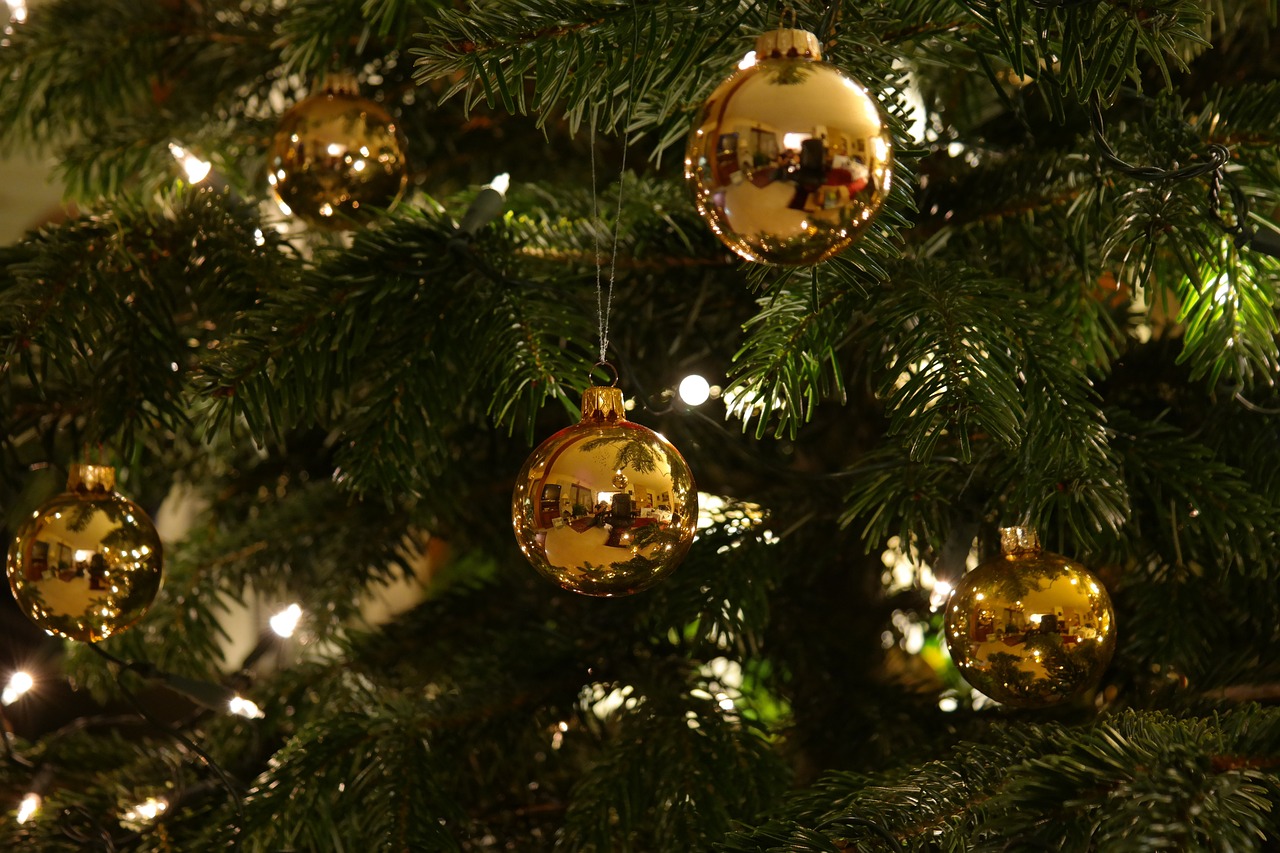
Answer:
[593,361,619,387]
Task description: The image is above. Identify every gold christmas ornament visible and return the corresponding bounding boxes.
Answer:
[944,527,1116,709]
[512,385,697,596]
[268,73,409,229]
[7,465,163,643]
[685,27,894,265]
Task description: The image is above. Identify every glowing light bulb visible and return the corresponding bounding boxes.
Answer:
[121,796,167,826]
[678,374,711,406]
[2,671,33,705]
[737,50,757,70]
[168,143,211,184]
[269,603,302,638]
[488,173,511,196]
[16,793,39,824]
[228,695,264,719]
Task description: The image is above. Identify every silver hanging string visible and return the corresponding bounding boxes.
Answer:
[589,108,606,362]
[592,2,640,365]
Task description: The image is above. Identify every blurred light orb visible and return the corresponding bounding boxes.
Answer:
[270,603,302,638]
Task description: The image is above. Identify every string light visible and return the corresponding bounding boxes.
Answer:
[678,374,711,406]
[16,793,40,824]
[5,1,27,24]
[269,603,303,638]
[456,173,511,237]
[120,796,167,828]
[2,670,33,705]
[168,143,211,184]
[228,695,264,719]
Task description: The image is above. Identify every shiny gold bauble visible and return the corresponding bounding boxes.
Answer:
[513,386,697,596]
[684,28,894,265]
[6,465,163,643]
[944,527,1116,709]
[268,74,408,229]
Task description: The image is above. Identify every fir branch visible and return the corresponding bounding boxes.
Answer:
[1108,409,1278,572]
[410,0,754,141]
[724,708,1280,852]
[726,277,859,441]
[237,698,466,850]
[0,186,291,456]
[956,0,1209,118]
[865,263,1028,463]
[560,698,787,852]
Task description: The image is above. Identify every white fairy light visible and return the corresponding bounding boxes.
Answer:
[678,374,711,407]
[120,796,167,828]
[6,1,27,24]
[168,143,211,184]
[2,670,33,705]
[269,603,302,638]
[16,793,39,824]
[228,695,265,719]
[487,173,510,196]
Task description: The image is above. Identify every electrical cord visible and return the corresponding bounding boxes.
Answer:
[1089,95,1279,258]
[87,643,245,848]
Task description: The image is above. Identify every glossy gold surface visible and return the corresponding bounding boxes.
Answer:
[684,28,894,265]
[944,528,1116,709]
[268,82,408,229]
[7,466,163,642]
[513,387,697,596]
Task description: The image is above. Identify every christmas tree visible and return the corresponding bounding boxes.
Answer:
[2,0,1279,849]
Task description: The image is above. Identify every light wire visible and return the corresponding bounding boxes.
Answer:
[88,644,245,847]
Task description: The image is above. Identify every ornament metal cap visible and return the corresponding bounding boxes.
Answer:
[755,28,822,60]
[999,526,1041,556]
[67,464,116,493]
[318,71,360,97]
[580,386,626,423]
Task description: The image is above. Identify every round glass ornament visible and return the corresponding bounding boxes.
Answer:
[944,527,1116,709]
[512,386,697,596]
[7,465,163,642]
[685,28,894,264]
[268,73,408,229]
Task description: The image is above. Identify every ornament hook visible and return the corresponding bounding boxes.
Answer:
[593,361,619,387]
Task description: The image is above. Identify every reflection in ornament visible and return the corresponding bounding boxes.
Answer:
[512,386,697,596]
[6,465,163,643]
[943,527,1116,709]
[685,28,894,265]
[267,73,409,229]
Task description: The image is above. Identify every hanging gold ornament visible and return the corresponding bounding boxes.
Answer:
[943,527,1116,709]
[685,27,894,265]
[267,73,409,229]
[7,465,163,643]
[512,385,698,596]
